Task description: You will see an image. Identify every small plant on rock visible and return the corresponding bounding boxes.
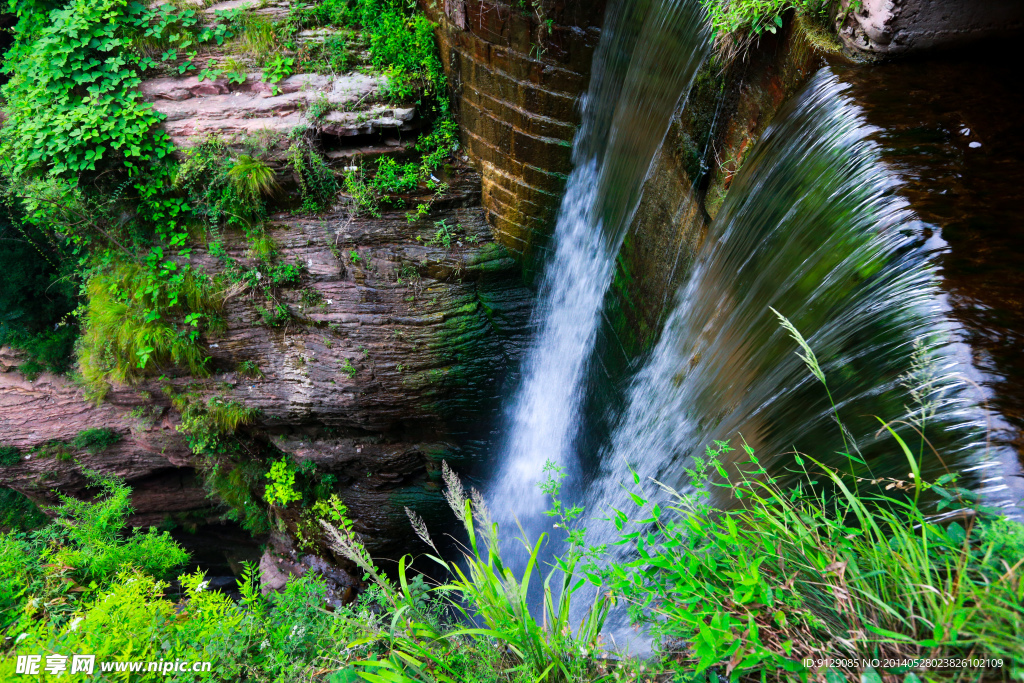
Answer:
[71,428,122,454]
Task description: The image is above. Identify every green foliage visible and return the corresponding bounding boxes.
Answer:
[0,445,22,467]
[0,2,244,393]
[1,0,168,175]
[47,475,188,582]
[201,456,272,535]
[71,427,123,453]
[0,487,48,533]
[0,473,187,635]
[607,440,1024,682]
[264,458,302,507]
[77,260,222,398]
[175,137,271,232]
[290,0,459,218]
[1,0,232,176]
[700,0,826,38]
[0,197,78,375]
[256,302,291,327]
[261,53,295,86]
[33,439,75,462]
[172,391,259,456]
[234,10,283,59]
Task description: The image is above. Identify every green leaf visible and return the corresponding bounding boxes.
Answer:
[862,668,883,683]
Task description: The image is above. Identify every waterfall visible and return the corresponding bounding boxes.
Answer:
[486,0,711,530]
[586,69,1006,544]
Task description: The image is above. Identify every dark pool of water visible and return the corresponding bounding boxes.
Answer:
[834,46,1024,502]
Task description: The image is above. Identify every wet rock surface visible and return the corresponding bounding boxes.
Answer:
[602,16,827,366]
[838,0,1024,57]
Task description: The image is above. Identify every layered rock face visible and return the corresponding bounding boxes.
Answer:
[0,176,530,533]
[421,0,606,268]
[0,0,531,580]
[0,358,202,528]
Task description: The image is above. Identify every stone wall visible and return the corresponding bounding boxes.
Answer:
[420,0,606,269]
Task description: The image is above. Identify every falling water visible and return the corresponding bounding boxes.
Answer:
[487,0,711,526]
[587,69,1006,542]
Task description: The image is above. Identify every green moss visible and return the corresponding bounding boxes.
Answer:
[795,11,844,54]
[33,440,74,462]
[71,428,123,454]
[0,446,21,467]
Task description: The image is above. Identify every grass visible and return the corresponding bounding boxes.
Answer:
[3,286,1022,683]
[229,155,279,204]
[171,391,260,456]
[233,12,284,61]
[598,314,1024,682]
[77,261,223,399]
[701,0,827,37]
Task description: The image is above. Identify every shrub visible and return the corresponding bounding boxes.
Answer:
[0,473,187,634]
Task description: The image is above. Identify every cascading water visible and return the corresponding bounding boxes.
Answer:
[487,0,711,530]
[586,69,1008,544]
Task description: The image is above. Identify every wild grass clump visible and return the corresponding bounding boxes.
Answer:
[604,313,1024,682]
[77,261,223,398]
[170,391,260,456]
[607,439,1024,682]
[318,460,611,683]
